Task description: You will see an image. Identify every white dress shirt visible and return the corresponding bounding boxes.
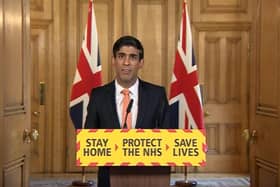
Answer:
[115,79,139,128]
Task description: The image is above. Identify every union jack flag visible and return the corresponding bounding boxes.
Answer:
[169,2,204,129]
[69,0,102,129]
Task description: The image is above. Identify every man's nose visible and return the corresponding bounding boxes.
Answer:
[123,56,130,65]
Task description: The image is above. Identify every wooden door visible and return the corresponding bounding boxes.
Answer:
[0,0,31,186]
[250,0,280,186]
[30,0,68,173]
[30,28,47,172]
[196,29,250,172]
[188,0,254,173]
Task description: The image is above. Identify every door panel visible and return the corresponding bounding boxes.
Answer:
[193,0,253,22]
[1,0,31,187]
[3,157,26,187]
[195,28,249,172]
[250,0,280,186]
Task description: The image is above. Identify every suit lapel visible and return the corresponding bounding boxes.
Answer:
[136,80,146,128]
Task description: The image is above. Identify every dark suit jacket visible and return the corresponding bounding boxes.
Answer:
[85,79,170,187]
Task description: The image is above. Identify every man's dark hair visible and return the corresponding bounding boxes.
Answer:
[113,35,144,60]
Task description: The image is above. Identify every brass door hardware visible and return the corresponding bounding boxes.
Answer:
[23,129,39,144]
[242,129,258,144]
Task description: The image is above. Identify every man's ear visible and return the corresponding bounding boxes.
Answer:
[139,59,144,68]
[112,56,116,65]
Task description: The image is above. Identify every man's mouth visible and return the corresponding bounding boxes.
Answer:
[122,69,130,74]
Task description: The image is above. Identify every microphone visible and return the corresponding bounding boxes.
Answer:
[123,99,134,129]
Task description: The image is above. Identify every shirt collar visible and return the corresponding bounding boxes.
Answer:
[115,79,139,96]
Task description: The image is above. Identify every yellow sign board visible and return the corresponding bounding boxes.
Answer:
[76,129,206,167]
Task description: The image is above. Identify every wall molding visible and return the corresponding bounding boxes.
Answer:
[193,22,251,31]
[256,105,279,118]
[206,123,220,154]
[4,105,25,116]
[256,157,278,174]
[31,0,52,20]
[201,0,248,13]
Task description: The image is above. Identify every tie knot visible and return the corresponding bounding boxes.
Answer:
[121,89,130,96]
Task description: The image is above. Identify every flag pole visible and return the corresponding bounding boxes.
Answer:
[71,167,95,187]
[175,166,197,187]
[174,0,198,186]
[69,0,101,186]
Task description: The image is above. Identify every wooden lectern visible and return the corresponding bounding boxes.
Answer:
[110,166,170,187]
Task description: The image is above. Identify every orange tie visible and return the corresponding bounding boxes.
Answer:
[121,89,131,129]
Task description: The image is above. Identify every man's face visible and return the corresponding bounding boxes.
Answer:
[112,45,143,88]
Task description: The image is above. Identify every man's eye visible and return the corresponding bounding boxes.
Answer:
[130,55,139,61]
[117,54,125,59]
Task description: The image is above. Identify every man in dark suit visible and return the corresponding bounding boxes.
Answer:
[85,35,170,187]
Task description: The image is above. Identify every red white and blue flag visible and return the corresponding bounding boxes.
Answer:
[70,0,102,129]
[169,2,204,129]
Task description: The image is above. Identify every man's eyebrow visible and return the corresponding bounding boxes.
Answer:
[117,52,138,56]
[129,54,138,56]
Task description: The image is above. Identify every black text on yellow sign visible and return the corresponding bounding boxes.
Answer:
[76,129,207,166]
